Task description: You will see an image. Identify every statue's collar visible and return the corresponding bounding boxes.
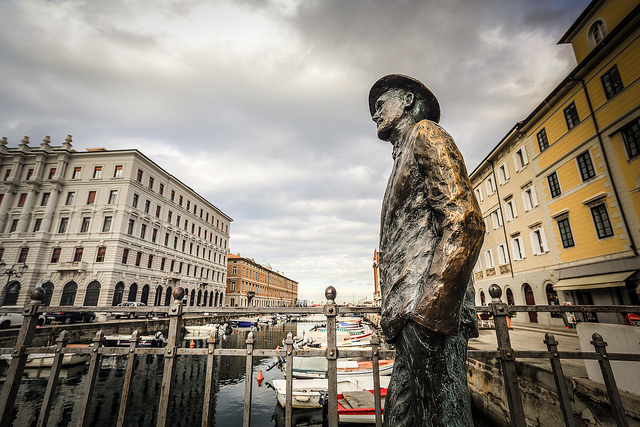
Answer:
[392,123,418,159]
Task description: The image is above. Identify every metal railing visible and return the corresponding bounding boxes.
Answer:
[0,283,638,426]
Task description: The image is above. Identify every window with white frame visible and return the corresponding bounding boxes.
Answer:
[529,228,549,255]
[510,236,526,261]
[497,163,510,185]
[505,199,518,221]
[497,244,509,265]
[485,176,496,196]
[490,209,503,229]
[474,187,483,203]
[513,147,529,172]
[484,249,495,268]
[522,186,539,211]
[474,258,482,272]
[484,217,490,234]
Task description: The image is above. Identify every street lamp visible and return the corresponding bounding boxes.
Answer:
[0,262,28,304]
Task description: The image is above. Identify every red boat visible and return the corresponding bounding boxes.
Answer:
[337,386,386,423]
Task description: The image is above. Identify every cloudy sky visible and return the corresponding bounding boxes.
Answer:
[1,0,590,304]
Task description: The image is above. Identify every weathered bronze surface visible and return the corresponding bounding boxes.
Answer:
[369,74,485,426]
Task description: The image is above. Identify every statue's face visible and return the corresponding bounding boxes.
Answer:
[372,89,409,141]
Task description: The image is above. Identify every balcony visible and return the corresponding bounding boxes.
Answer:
[57,261,86,272]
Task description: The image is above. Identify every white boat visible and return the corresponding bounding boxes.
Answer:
[1,345,90,368]
[272,376,391,409]
[290,357,394,379]
[184,323,229,335]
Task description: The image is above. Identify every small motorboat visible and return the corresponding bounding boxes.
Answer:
[338,386,387,424]
[184,323,229,335]
[231,317,259,328]
[103,332,167,347]
[0,344,91,368]
[289,357,394,379]
[272,376,390,409]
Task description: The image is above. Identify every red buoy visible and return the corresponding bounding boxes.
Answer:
[256,370,264,386]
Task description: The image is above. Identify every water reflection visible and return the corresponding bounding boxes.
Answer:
[0,321,305,427]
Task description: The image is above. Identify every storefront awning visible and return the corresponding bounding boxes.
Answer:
[554,271,635,291]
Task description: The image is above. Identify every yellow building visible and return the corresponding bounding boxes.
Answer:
[471,0,640,326]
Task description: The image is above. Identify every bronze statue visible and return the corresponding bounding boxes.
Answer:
[369,74,484,426]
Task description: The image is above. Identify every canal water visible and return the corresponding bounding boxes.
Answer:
[1,321,331,427]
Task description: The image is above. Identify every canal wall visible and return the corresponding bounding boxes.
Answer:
[467,356,640,427]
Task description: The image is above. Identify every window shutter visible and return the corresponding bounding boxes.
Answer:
[504,164,510,180]
[518,237,526,259]
[539,228,549,252]
[497,209,503,227]
[521,147,529,165]
[513,153,520,172]
[529,231,539,255]
[511,200,518,218]
[486,180,492,195]
[522,192,530,212]
[531,186,539,207]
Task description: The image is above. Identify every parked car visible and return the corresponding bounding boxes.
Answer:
[0,307,46,328]
[113,302,150,319]
[44,311,96,324]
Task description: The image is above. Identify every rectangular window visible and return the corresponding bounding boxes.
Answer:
[73,247,83,262]
[601,65,623,100]
[522,186,539,211]
[147,254,154,269]
[557,217,575,248]
[96,247,106,262]
[26,168,34,180]
[71,167,82,179]
[93,166,102,179]
[18,247,29,263]
[179,196,183,206]
[49,167,56,179]
[159,183,164,195]
[33,218,42,232]
[104,190,116,204]
[17,193,27,207]
[171,190,175,201]
[4,169,11,180]
[58,218,69,233]
[170,260,175,272]
[140,224,147,239]
[87,191,96,204]
[65,191,75,205]
[591,203,614,239]
[182,240,186,252]
[547,172,561,198]
[137,169,143,182]
[576,150,596,181]
[537,128,549,152]
[564,102,580,130]
[127,219,135,235]
[505,199,518,221]
[80,217,91,233]
[164,233,169,246]
[102,216,112,232]
[51,248,61,263]
[114,165,123,178]
[144,200,150,214]
[168,211,172,222]
[497,244,509,265]
[513,147,529,171]
[9,219,18,233]
[621,119,639,159]
[135,251,142,267]
[529,228,549,255]
[41,192,50,206]
[184,220,188,231]
[484,249,494,268]
[152,228,157,243]
[122,249,129,264]
[176,215,180,227]
[186,200,190,210]
[474,188,483,203]
[490,209,503,229]
[155,205,161,218]
[132,193,139,208]
[485,176,496,196]
[160,258,166,271]
[148,177,154,189]
[497,163,510,185]
[510,236,526,261]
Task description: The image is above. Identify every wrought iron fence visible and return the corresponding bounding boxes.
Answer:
[0,283,638,427]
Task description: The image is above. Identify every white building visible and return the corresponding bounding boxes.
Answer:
[0,135,232,311]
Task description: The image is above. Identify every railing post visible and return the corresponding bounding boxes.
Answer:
[591,333,628,427]
[324,286,339,427]
[37,330,69,427]
[243,331,255,427]
[371,332,382,427]
[284,332,294,427]
[488,284,526,427]
[0,287,44,426]
[202,330,219,427]
[78,330,106,427]
[157,287,185,427]
[117,330,140,427]
[544,332,575,427]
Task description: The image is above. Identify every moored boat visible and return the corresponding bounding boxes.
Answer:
[338,386,386,424]
[289,356,394,379]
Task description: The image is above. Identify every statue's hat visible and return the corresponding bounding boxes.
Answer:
[369,74,441,123]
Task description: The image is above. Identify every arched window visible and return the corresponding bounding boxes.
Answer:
[42,282,54,306]
[219,292,223,307]
[506,288,515,305]
[60,282,77,306]
[213,291,218,307]
[588,19,607,49]
[203,291,208,307]
[112,282,124,306]
[164,286,172,306]
[545,283,561,318]
[197,290,202,306]
[141,285,150,305]
[128,283,138,302]
[83,281,101,306]
[154,286,163,306]
[190,289,195,306]
[523,283,538,323]
[3,281,20,306]
[479,290,486,306]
